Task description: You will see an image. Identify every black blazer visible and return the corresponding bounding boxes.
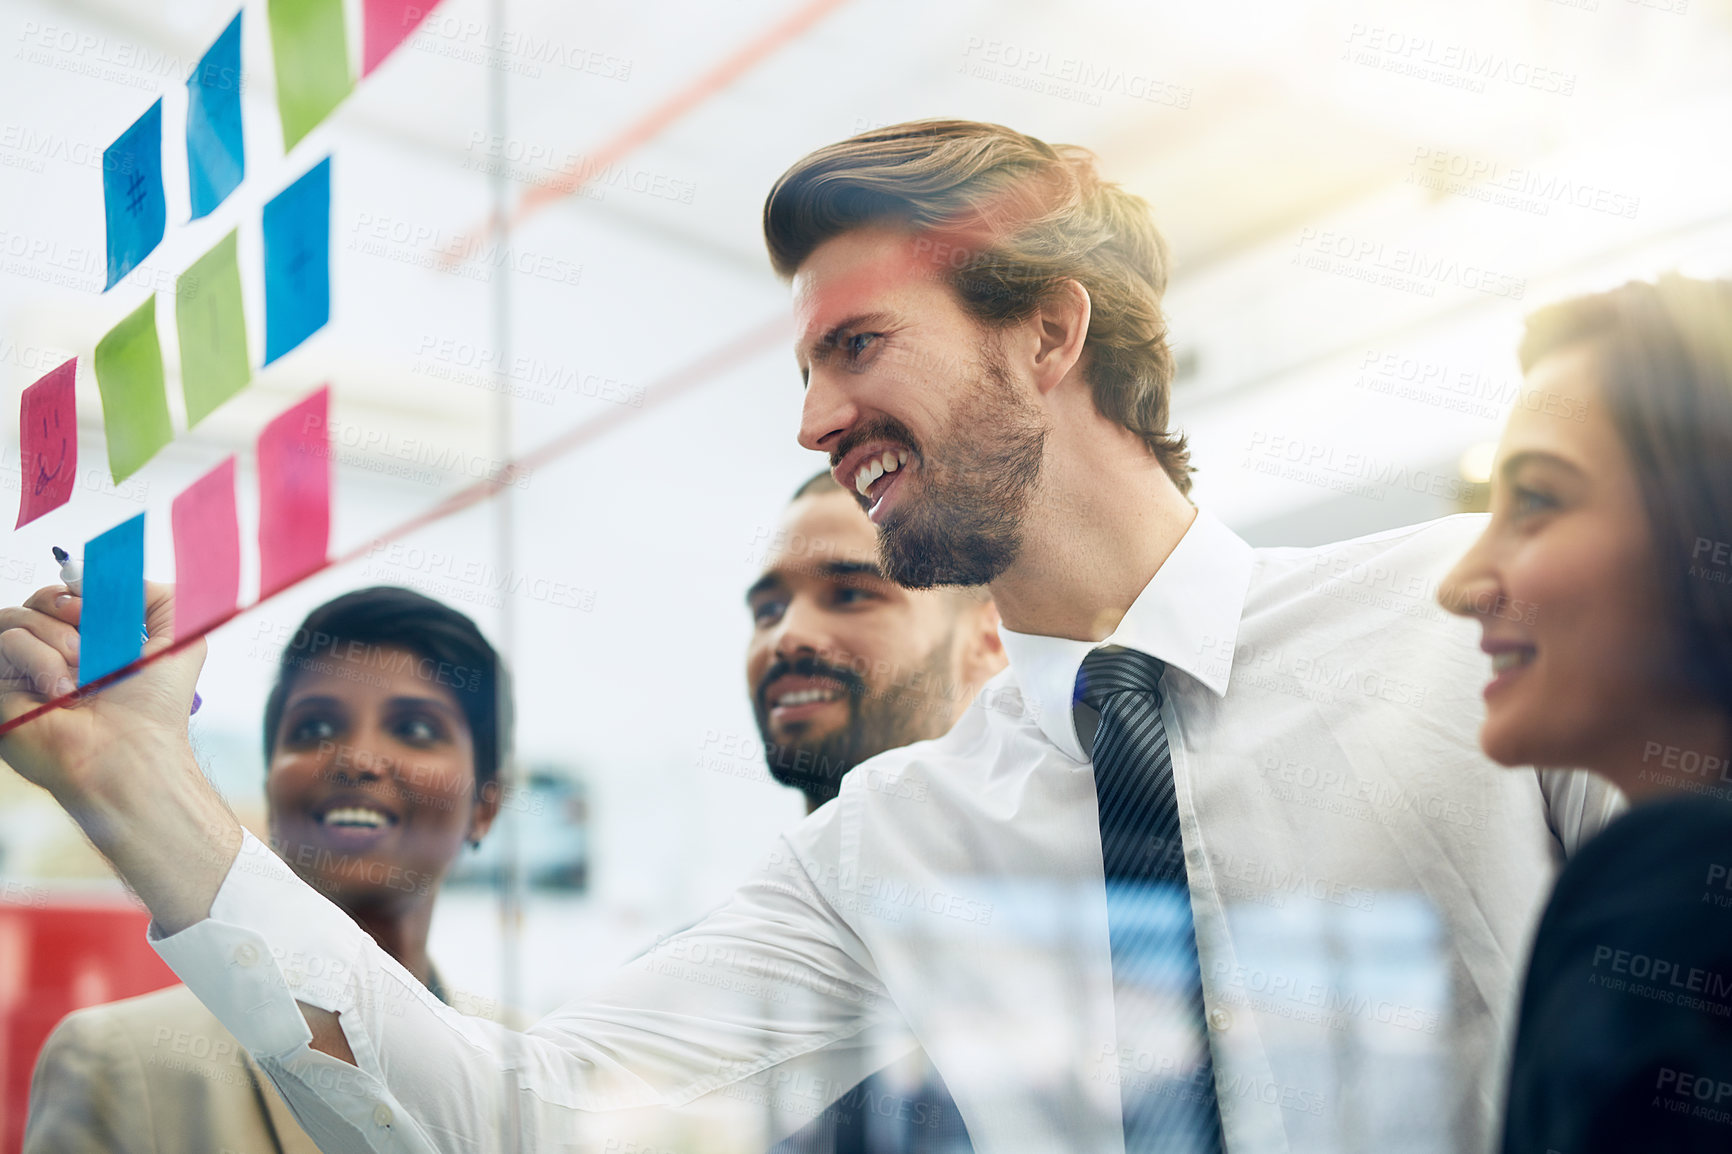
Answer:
[771,1067,973,1154]
[1503,794,1732,1154]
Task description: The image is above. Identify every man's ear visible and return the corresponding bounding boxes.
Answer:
[958,593,1008,689]
[1030,279,1091,397]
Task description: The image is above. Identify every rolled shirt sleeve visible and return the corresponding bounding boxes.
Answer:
[151,829,898,1153]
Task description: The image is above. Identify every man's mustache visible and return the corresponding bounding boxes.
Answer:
[756,655,869,713]
[830,416,922,472]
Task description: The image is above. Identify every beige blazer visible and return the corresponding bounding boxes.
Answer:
[23,984,320,1154]
[24,978,507,1154]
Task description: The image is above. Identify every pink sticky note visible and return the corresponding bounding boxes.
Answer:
[16,358,78,528]
[362,0,438,75]
[257,386,331,598]
[171,457,241,639]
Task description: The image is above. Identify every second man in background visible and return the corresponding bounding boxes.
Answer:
[748,468,1003,1152]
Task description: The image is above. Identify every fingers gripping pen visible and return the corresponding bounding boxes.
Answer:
[53,547,202,714]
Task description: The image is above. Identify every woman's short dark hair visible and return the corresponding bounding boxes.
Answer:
[260,587,512,791]
[1519,274,1732,713]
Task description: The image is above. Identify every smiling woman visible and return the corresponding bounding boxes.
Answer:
[1438,275,1732,1154]
[259,588,509,961]
[23,587,512,1154]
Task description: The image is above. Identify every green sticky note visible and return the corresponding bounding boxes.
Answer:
[93,296,175,481]
[268,0,353,151]
[176,230,251,428]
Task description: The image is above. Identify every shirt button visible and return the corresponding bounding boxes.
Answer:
[234,944,259,967]
[1207,1008,1233,1032]
[285,970,303,988]
[373,1104,393,1127]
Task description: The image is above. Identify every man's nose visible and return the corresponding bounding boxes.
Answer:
[772,596,834,663]
[798,371,856,455]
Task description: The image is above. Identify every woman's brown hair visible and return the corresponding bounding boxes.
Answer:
[1520,274,1732,711]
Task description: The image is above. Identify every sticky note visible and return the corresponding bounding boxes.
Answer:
[172,457,241,639]
[257,385,330,597]
[263,157,331,364]
[15,359,79,529]
[187,12,246,220]
[363,0,435,76]
[177,230,251,427]
[268,0,353,151]
[93,296,175,482]
[102,99,166,291]
[80,513,146,686]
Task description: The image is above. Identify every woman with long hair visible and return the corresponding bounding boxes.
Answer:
[1441,274,1732,1152]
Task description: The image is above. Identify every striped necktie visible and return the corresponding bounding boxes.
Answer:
[1076,646,1224,1154]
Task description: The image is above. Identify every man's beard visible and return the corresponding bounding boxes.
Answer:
[755,642,960,805]
[843,341,1048,589]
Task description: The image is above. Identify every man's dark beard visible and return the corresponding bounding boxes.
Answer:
[842,343,1048,589]
[754,645,959,806]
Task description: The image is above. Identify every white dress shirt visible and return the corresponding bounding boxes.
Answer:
[151,510,1623,1154]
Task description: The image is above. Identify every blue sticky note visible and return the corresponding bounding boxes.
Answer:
[187,13,245,220]
[263,156,330,364]
[80,513,146,686]
[103,100,167,291]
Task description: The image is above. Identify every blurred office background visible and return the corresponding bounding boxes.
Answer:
[0,0,1727,1147]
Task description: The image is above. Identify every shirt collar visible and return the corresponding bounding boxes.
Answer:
[997,507,1254,761]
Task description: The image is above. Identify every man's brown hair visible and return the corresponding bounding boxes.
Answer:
[763,119,1192,494]
[791,467,841,500]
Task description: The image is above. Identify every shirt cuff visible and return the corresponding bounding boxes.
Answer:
[149,829,368,1060]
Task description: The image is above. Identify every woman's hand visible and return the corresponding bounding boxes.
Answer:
[0,581,204,809]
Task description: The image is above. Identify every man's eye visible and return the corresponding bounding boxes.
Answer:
[834,587,877,607]
[842,333,879,361]
[751,599,786,626]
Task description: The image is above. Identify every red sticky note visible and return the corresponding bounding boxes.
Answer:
[171,457,241,639]
[16,358,79,528]
[257,386,330,597]
[362,0,437,75]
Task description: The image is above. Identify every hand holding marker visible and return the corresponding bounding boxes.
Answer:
[53,547,201,714]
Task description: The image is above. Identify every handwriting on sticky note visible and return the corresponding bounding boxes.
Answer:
[93,296,174,482]
[16,358,78,528]
[257,385,331,597]
[177,230,251,428]
[263,156,331,364]
[103,99,167,291]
